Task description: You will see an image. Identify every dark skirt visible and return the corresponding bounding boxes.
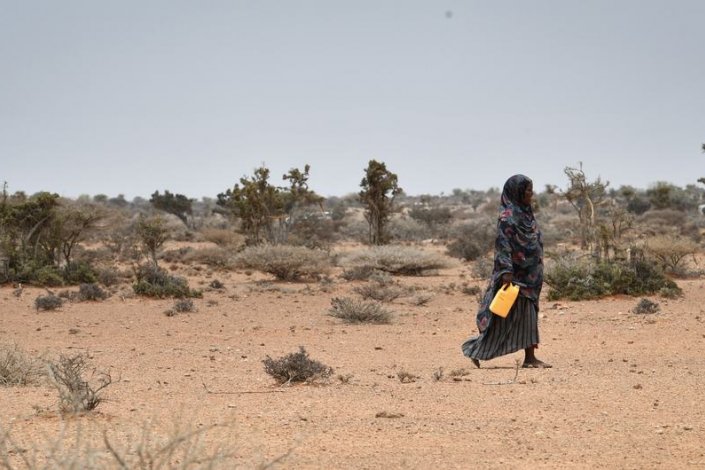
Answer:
[462,296,539,361]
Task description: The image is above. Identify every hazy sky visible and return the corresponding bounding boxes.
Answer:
[2,0,704,200]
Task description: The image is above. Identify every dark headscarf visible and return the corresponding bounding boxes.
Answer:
[475,174,543,332]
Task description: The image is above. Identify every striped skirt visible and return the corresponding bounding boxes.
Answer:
[462,296,539,361]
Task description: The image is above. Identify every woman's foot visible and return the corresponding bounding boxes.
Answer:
[471,358,480,368]
[522,359,552,368]
[523,347,551,368]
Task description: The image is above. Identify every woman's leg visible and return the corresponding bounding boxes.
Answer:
[523,347,552,368]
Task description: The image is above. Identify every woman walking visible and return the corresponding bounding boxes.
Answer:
[462,174,551,368]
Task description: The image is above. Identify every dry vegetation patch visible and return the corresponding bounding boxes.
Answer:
[0,419,242,469]
[338,245,456,276]
[47,353,113,414]
[328,297,393,324]
[262,347,333,384]
[236,245,331,281]
[34,294,63,311]
[0,344,44,386]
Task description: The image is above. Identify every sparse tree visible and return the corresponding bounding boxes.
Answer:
[562,163,609,252]
[0,188,60,271]
[150,190,193,228]
[136,215,169,266]
[217,164,322,245]
[49,201,104,268]
[359,160,402,245]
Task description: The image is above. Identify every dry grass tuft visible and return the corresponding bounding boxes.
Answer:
[328,297,392,324]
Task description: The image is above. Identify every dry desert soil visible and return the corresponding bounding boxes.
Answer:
[1,246,704,469]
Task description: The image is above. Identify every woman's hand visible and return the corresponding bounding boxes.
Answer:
[501,273,513,285]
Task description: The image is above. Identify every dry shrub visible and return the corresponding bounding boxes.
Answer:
[47,353,113,414]
[0,418,242,469]
[446,219,495,261]
[338,245,456,276]
[200,227,245,248]
[353,280,409,302]
[96,267,122,287]
[386,217,432,242]
[633,298,660,314]
[262,346,333,384]
[287,216,338,249]
[637,209,687,234]
[78,283,108,301]
[340,266,382,281]
[472,256,494,279]
[160,247,192,264]
[182,246,235,270]
[0,344,44,386]
[236,245,330,281]
[328,297,392,324]
[35,294,63,311]
[336,218,369,243]
[396,370,419,383]
[410,293,433,306]
[173,298,196,314]
[461,285,482,296]
[643,235,698,274]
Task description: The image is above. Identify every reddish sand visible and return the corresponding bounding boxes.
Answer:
[1,259,704,468]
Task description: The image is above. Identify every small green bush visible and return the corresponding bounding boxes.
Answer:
[236,245,331,281]
[35,294,63,311]
[328,297,392,324]
[62,261,97,284]
[546,258,681,301]
[78,283,108,301]
[659,286,682,299]
[19,264,65,287]
[339,245,456,276]
[262,347,333,384]
[132,264,201,298]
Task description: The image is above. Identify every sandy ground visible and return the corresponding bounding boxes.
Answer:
[1,257,705,469]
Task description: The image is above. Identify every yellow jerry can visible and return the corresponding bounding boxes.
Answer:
[489,283,520,318]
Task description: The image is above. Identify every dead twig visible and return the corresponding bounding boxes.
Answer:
[482,360,521,386]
